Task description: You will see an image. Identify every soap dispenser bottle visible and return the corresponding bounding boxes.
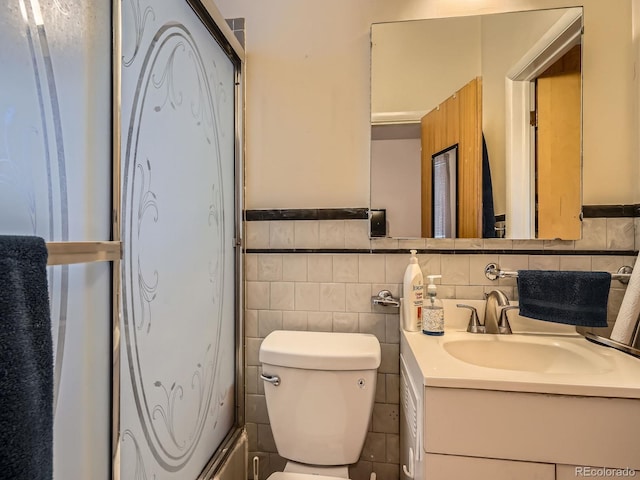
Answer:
[423,275,444,336]
[402,250,424,331]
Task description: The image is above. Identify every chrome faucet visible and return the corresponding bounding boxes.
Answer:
[457,289,514,334]
[484,290,510,334]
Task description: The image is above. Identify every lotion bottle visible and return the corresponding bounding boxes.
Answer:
[422,275,444,336]
[402,250,424,331]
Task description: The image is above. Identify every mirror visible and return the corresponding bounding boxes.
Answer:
[370,8,583,240]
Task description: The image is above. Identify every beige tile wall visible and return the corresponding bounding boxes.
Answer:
[244,218,637,480]
[211,429,248,480]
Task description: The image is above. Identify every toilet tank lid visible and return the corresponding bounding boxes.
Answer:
[259,331,381,370]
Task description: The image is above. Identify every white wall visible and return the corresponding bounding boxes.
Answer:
[371,16,481,116]
[214,0,635,210]
[371,138,422,237]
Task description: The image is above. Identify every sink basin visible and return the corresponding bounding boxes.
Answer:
[442,336,615,374]
[402,298,640,398]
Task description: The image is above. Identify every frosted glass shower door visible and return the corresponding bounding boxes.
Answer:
[120,1,238,478]
[0,2,112,479]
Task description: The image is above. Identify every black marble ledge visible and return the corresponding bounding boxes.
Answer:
[245,205,640,221]
[582,204,640,218]
[245,208,369,221]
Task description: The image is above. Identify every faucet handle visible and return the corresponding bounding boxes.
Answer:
[456,304,484,334]
[498,305,518,335]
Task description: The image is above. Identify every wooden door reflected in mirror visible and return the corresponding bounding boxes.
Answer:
[421,78,482,238]
[536,45,581,240]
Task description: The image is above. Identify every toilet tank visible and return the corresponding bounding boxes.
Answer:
[259,331,381,466]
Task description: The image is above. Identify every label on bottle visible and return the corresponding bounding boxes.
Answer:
[412,287,424,307]
[423,306,444,336]
[412,285,423,329]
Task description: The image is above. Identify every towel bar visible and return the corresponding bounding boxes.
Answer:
[484,262,633,284]
[485,262,640,359]
[46,241,121,266]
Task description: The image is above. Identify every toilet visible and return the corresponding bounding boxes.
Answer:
[259,330,382,479]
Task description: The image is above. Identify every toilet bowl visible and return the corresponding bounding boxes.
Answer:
[259,330,381,480]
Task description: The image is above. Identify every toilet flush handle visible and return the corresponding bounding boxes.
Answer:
[260,373,281,386]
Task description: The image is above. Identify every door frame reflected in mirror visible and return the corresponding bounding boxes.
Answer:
[505,8,582,238]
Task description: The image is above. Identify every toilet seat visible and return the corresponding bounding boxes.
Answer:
[267,473,347,480]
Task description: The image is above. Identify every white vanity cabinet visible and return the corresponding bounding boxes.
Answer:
[424,454,554,480]
[400,326,640,480]
[401,349,555,480]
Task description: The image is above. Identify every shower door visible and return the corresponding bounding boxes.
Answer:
[0,1,112,479]
[119,0,241,478]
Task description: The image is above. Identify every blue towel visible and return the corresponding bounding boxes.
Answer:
[482,134,496,238]
[517,270,610,327]
[0,236,53,480]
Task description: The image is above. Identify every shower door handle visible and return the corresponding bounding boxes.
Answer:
[260,373,280,386]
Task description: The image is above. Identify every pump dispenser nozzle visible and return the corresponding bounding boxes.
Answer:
[426,274,441,296]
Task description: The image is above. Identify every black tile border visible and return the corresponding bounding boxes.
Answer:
[246,205,640,221]
[244,207,638,255]
[246,248,637,256]
[245,208,369,221]
[582,204,640,218]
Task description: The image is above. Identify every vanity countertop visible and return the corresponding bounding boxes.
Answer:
[402,299,640,398]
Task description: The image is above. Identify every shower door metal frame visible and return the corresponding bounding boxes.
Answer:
[110,0,245,478]
[111,2,122,479]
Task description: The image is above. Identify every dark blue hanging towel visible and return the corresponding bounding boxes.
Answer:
[0,236,52,480]
[517,269,610,327]
[482,135,496,238]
